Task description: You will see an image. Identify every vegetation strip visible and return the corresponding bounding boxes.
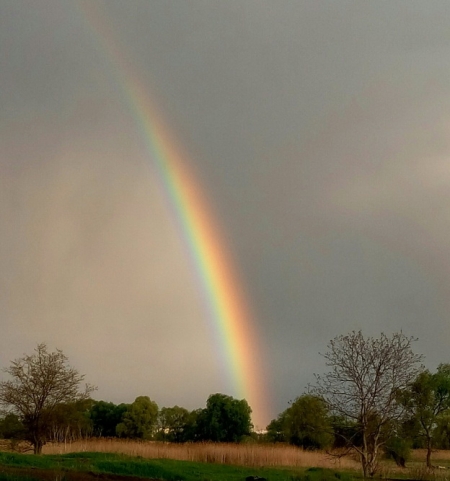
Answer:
[0,452,354,481]
[3,334,450,477]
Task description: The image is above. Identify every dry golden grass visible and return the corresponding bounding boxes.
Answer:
[411,449,450,463]
[27,439,450,477]
[43,439,361,469]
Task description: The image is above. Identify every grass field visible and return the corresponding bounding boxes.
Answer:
[0,451,354,481]
[411,449,450,463]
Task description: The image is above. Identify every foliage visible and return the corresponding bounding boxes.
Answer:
[329,416,359,449]
[266,411,289,443]
[285,395,333,449]
[0,413,25,440]
[266,395,333,449]
[433,414,450,449]
[0,343,95,454]
[398,363,450,467]
[116,396,158,439]
[312,331,423,477]
[195,393,252,442]
[181,408,203,441]
[383,435,411,467]
[89,400,129,437]
[46,399,94,442]
[157,405,191,442]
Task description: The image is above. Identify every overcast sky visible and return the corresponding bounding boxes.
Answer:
[2,0,450,429]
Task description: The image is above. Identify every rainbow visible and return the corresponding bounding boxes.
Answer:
[76,2,271,428]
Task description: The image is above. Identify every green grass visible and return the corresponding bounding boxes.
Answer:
[0,452,356,481]
[0,475,41,481]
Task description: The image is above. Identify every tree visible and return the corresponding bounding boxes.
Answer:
[433,414,450,449]
[46,399,94,443]
[89,401,129,437]
[196,393,252,442]
[116,396,158,439]
[329,415,359,449]
[398,364,450,467]
[285,395,333,449]
[266,395,333,449]
[0,413,25,440]
[157,405,190,442]
[0,343,95,453]
[384,434,411,468]
[181,408,203,442]
[266,412,288,443]
[312,331,423,477]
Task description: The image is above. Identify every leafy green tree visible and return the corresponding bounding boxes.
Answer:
[157,405,190,442]
[47,399,93,442]
[398,364,450,467]
[285,395,333,449]
[330,415,359,449]
[266,395,332,449]
[90,401,129,437]
[266,411,288,443]
[0,413,25,440]
[196,393,252,442]
[0,343,95,454]
[384,435,411,467]
[182,408,203,442]
[433,414,450,449]
[116,396,158,439]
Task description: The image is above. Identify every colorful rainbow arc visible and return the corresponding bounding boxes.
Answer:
[76,2,271,428]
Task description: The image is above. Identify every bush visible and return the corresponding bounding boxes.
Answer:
[384,436,411,467]
[0,414,25,440]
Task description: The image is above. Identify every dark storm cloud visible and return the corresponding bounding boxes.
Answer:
[2,0,450,424]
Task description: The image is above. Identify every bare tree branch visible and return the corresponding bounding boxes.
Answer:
[311,331,423,477]
[0,343,96,454]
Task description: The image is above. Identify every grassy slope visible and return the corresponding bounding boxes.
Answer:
[0,452,355,481]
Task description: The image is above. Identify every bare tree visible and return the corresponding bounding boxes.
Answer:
[0,343,95,453]
[312,331,423,477]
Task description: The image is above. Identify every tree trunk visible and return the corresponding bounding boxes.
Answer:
[33,440,43,454]
[426,437,432,468]
[360,448,371,479]
[368,451,377,476]
[368,434,380,477]
[361,427,369,478]
[361,456,368,479]
[367,455,378,477]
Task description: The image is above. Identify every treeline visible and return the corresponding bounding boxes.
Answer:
[3,376,450,455]
[2,333,450,477]
[266,389,450,452]
[0,393,253,445]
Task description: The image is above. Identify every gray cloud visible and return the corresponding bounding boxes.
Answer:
[2,0,450,425]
